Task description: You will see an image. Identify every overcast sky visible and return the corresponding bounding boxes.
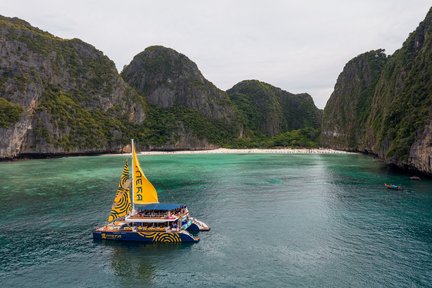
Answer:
[1,1,431,108]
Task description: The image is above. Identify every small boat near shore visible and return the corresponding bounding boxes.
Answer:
[384,183,403,190]
[93,140,210,243]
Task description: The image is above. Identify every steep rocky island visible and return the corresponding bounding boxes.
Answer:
[121,46,242,150]
[322,7,432,175]
[0,16,147,158]
[228,80,322,136]
[227,80,322,147]
[321,50,388,150]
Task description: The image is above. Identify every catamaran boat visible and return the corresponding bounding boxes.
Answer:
[93,140,210,243]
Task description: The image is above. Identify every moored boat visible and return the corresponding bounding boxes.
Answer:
[93,140,209,243]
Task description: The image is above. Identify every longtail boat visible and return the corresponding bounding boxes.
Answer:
[93,140,210,243]
[384,183,403,190]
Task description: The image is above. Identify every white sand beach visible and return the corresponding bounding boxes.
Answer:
[138,148,352,155]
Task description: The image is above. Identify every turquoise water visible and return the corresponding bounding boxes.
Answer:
[0,153,432,287]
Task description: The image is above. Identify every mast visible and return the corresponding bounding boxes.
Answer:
[131,139,135,213]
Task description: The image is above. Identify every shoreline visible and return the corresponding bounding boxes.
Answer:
[137,148,352,155]
[0,148,354,162]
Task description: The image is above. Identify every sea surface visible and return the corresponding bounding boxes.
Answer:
[0,153,431,287]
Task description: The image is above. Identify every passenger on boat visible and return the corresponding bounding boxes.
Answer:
[166,211,176,219]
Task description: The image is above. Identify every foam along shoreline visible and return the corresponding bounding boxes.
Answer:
[137,148,352,155]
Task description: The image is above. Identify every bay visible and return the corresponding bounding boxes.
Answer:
[0,153,431,287]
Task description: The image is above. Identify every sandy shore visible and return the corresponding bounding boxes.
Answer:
[137,148,352,155]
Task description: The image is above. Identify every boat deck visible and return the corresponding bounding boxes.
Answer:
[96,225,181,233]
[125,212,188,222]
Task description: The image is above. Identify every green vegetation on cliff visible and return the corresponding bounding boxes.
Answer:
[37,87,128,150]
[322,7,432,174]
[0,16,325,158]
[0,97,23,128]
[0,15,147,155]
[228,127,320,148]
[321,50,388,149]
[228,80,322,138]
[122,51,324,149]
[129,106,240,147]
[367,9,432,163]
[121,45,243,148]
[227,80,322,148]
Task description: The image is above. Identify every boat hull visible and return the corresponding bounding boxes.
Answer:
[93,230,199,243]
[187,218,211,232]
[384,184,402,190]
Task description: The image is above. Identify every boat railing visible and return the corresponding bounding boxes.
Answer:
[128,211,189,220]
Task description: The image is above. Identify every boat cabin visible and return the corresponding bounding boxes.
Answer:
[124,203,192,231]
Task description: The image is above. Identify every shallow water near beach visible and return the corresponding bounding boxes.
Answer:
[0,153,432,287]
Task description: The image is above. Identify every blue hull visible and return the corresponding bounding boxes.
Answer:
[187,223,201,232]
[93,230,199,243]
[187,218,211,232]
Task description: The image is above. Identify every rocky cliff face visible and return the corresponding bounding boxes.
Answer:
[122,46,236,121]
[367,7,432,173]
[121,46,242,149]
[321,50,388,150]
[0,16,146,158]
[322,7,432,175]
[227,80,322,137]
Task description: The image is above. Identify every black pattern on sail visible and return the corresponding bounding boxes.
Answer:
[108,160,132,222]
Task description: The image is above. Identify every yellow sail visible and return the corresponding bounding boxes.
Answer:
[107,160,132,222]
[132,144,159,204]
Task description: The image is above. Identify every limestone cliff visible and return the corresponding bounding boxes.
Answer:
[0,16,146,158]
[322,7,432,175]
[321,50,388,150]
[121,46,242,149]
[227,80,322,137]
[367,7,432,173]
